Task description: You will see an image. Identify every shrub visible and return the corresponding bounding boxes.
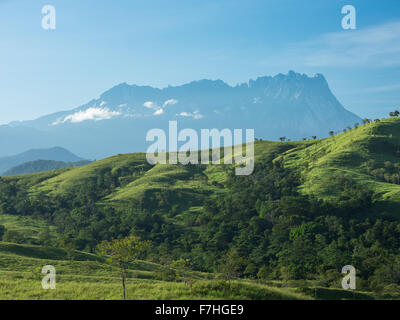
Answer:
[0,225,6,240]
[2,230,24,244]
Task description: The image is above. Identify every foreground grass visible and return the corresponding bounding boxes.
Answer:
[0,271,309,300]
[0,242,379,300]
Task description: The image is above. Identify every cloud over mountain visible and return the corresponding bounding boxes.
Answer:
[52,107,121,125]
[2,71,361,159]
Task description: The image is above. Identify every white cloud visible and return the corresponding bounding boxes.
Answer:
[143,101,158,109]
[144,99,178,111]
[163,99,178,107]
[52,107,121,125]
[178,112,191,117]
[176,110,203,119]
[154,108,164,115]
[144,99,178,116]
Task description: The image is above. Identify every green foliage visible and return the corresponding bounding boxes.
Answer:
[154,267,177,282]
[97,235,151,299]
[0,225,6,240]
[2,230,24,244]
[1,118,400,296]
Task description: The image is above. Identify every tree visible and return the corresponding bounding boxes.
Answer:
[329,131,335,137]
[257,265,271,280]
[218,250,246,282]
[2,230,24,243]
[279,137,286,142]
[97,235,151,299]
[243,263,258,279]
[60,237,77,260]
[38,225,52,246]
[171,258,195,289]
[0,225,6,240]
[362,118,371,125]
[312,136,317,140]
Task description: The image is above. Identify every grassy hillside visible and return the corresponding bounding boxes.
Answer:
[4,118,400,210]
[283,118,400,199]
[1,118,400,299]
[0,242,375,300]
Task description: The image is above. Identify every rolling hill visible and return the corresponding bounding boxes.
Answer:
[6,117,400,212]
[1,117,400,298]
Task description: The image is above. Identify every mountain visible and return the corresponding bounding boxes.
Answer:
[2,71,361,159]
[2,159,92,176]
[0,147,83,175]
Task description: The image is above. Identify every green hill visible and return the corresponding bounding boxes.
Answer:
[1,117,400,299]
[283,118,400,203]
[6,118,400,212]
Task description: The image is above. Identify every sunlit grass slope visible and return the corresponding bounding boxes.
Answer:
[4,118,400,215]
[281,118,400,205]
[0,242,312,300]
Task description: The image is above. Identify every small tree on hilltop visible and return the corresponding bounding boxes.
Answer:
[279,137,286,142]
[97,235,151,299]
[362,118,371,125]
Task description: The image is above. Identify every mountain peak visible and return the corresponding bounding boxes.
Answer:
[2,71,361,159]
[0,146,83,174]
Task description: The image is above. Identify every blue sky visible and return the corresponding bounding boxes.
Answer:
[0,0,400,123]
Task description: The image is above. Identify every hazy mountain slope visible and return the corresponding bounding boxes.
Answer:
[0,147,83,174]
[2,159,92,176]
[2,71,361,159]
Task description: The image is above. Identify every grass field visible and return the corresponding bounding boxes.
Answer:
[0,242,376,300]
